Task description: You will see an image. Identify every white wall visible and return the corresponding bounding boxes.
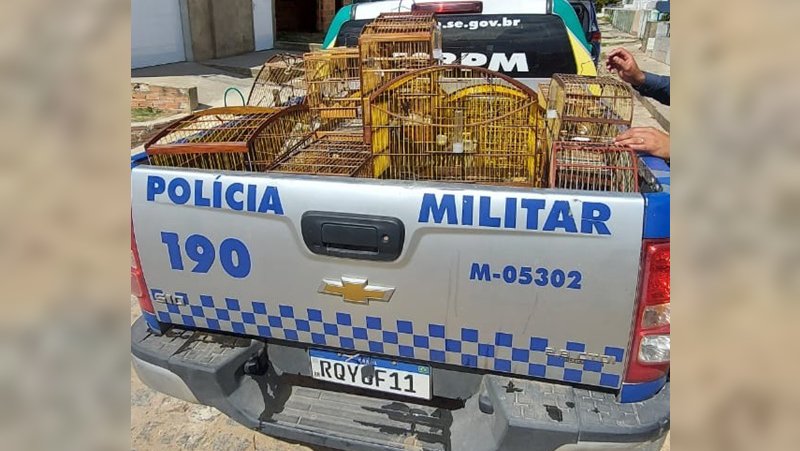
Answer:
[252,0,275,51]
[131,0,187,68]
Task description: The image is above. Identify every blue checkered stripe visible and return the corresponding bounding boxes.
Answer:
[152,291,624,388]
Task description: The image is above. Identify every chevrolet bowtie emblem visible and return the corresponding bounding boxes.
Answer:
[318,276,395,305]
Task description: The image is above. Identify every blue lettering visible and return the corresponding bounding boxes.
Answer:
[520,199,545,230]
[212,180,222,208]
[219,238,251,278]
[247,184,257,212]
[504,198,517,229]
[258,186,284,214]
[146,175,165,201]
[194,180,210,207]
[168,178,191,205]
[581,202,611,235]
[462,196,474,226]
[418,193,458,224]
[417,194,610,235]
[543,201,578,233]
[226,183,244,211]
[478,196,501,227]
[469,263,491,281]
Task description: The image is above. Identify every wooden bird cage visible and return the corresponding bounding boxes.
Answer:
[545,74,633,149]
[365,65,542,186]
[538,83,550,106]
[247,53,306,107]
[144,105,312,172]
[304,48,362,128]
[269,132,371,177]
[358,12,442,98]
[549,141,639,193]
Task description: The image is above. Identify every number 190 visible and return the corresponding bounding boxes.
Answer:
[160,232,251,279]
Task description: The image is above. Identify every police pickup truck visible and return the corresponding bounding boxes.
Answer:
[130,2,670,450]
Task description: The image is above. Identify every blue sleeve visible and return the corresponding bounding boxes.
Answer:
[634,73,670,106]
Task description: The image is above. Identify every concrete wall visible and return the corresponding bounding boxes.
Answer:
[640,21,670,65]
[186,0,255,61]
[607,7,663,38]
[609,8,635,33]
[213,0,255,56]
[608,7,670,66]
[186,0,214,61]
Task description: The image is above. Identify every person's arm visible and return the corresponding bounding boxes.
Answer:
[606,49,670,105]
[634,73,670,106]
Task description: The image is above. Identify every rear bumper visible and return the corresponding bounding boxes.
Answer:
[131,317,669,451]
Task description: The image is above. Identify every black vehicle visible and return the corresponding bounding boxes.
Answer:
[569,0,601,65]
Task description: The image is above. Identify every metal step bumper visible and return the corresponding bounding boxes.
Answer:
[131,316,669,451]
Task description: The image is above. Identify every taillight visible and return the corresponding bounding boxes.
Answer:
[411,1,483,14]
[590,31,602,43]
[625,240,670,383]
[132,219,164,333]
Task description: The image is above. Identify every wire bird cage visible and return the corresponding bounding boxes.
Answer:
[545,74,633,149]
[269,132,371,177]
[327,117,366,135]
[365,65,542,186]
[144,105,312,172]
[247,53,306,107]
[358,12,442,98]
[549,141,639,193]
[535,82,551,173]
[538,83,550,104]
[304,48,362,126]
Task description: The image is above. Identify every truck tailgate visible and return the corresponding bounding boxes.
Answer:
[132,167,644,390]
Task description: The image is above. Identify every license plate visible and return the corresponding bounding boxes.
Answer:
[309,349,431,400]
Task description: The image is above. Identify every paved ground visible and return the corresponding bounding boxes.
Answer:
[131,62,263,110]
[131,22,670,450]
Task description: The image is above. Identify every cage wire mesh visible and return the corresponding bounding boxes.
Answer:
[549,141,639,193]
[358,12,442,99]
[365,65,542,186]
[545,74,633,151]
[538,83,550,104]
[535,82,552,182]
[247,53,306,107]
[249,105,315,171]
[269,132,371,176]
[144,105,313,172]
[327,117,366,135]
[304,48,362,128]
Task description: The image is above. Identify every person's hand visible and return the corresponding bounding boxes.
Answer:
[615,127,670,160]
[606,48,646,87]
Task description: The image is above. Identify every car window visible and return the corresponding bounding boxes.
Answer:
[571,4,591,33]
[336,14,578,78]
